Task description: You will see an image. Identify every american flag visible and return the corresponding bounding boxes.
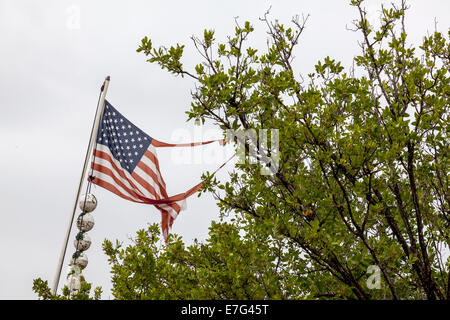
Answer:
[90,100,211,242]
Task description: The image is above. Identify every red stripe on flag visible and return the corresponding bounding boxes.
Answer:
[91,176,171,218]
[151,138,225,148]
[92,177,143,204]
[93,149,152,198]
[144,150,166,188]
[129,171,181,213]
[92,162,146,201]
[136,161,167,197]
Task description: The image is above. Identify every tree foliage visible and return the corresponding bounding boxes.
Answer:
[135,0,449,300]
[32,278,102,300]
[103,222,299,299]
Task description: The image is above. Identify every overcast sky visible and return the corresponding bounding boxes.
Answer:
[0,0,448,300]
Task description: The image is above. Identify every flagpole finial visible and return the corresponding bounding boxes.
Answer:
[101,76,110,91]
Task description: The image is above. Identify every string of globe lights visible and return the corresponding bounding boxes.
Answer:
[66,185,97,296]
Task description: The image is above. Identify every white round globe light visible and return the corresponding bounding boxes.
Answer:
[67,274,81,293]
[76,213,95,232]
[70,252,88,269]
[74,232,92,251]
[67,264,81,277]
[78,194,97,213]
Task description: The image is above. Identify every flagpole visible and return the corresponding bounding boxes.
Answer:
[51,76,110,296]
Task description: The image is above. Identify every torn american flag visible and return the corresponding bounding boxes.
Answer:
[89,100,223,242]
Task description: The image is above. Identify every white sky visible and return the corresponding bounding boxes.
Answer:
[0,0,448,299]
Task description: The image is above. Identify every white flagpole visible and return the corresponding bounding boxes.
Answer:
[51,76,110,295]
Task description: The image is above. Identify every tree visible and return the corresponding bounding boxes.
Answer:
[102,222,299,299]
[135,0,449,300]
[32,278,102,300]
